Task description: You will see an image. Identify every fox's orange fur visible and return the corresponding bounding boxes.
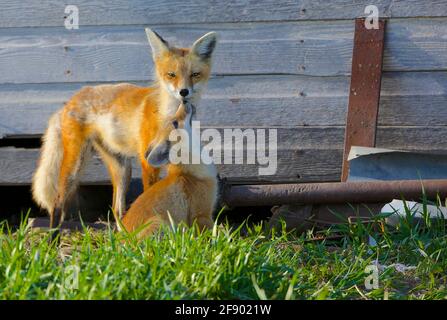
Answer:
[122,102,218,239]
[31,29,218,233]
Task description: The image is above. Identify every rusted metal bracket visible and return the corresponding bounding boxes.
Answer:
[341,18,386,181]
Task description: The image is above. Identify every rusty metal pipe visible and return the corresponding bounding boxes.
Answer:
[223,180,447,207]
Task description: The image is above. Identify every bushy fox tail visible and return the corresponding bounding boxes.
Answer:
[32,111,63,213]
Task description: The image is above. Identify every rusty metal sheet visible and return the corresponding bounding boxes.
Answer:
[341,18,386,181]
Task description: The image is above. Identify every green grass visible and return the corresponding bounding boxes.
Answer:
[1,202,447,300]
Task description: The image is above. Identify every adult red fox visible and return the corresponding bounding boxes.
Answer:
[122,102,218,239]
[31,29,218,232]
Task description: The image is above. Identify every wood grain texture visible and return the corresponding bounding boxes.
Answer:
[1,72,447,137]
[1,1,447,28]
[0,147,342,185]
[1,2,446,185]
[2,125,447,185]
[0,18,446,83]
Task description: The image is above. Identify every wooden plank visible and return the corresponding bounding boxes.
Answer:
[0,76,348,137]
[2,72,447,137]
[220,148,343,183]
[341,18,385,181]
[2,126,447,185]
[1,1,447,28]
[0,18,447,83]
[0,147,342,185]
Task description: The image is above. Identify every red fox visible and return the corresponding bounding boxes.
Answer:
[31,29,218,232]
[122,101,218,239]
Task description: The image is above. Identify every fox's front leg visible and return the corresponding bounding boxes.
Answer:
[138,129,161,191]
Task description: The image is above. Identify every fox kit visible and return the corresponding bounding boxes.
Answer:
[32,29,218,232]
[122,102,218,239]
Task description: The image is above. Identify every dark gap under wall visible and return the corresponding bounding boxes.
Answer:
[0,136,42,148]
[0,185,114,225]
[220,206,273,225]
[0,183,273,227]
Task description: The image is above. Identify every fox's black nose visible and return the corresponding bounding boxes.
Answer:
[179,89,189,97]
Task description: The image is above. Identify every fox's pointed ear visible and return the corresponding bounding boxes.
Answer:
[147,141,170,168]
[191,32,218,59]
[145,28,169,59]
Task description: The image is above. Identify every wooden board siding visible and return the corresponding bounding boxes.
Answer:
[0,147,342,185]
[0,1,446,186]
[2,126,447,185]
[1,1,447,28]
[0,18,446,84]
[1,72,447,137]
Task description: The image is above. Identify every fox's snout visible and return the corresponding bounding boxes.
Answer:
[179,88,189,97]
[165,83,192,101]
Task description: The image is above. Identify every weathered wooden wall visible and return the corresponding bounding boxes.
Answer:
[0,1,447,185]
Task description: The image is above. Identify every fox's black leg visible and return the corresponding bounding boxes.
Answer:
[49,206,64,244]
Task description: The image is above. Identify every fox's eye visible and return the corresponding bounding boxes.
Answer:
[172,120,178,129]
[191,72,201,78]
[167,72,176,78]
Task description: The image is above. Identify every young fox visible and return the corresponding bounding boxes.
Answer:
[122,102,218,239]
[32,29,218,231]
